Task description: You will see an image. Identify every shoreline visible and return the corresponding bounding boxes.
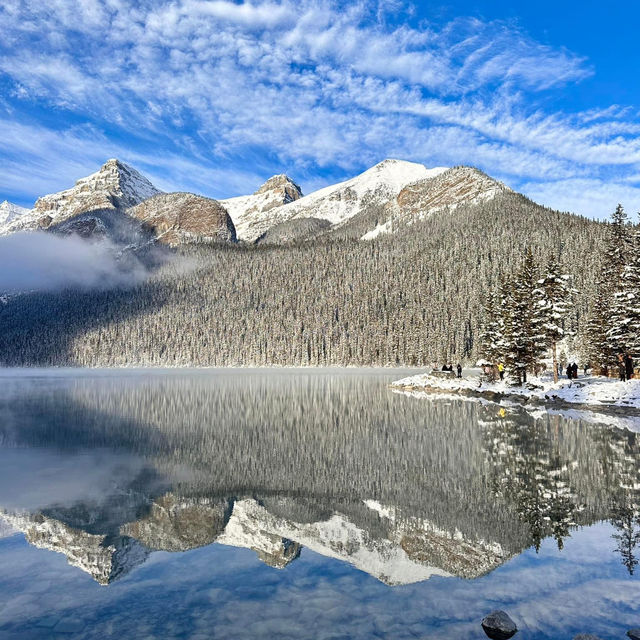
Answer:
[390,373,640,418]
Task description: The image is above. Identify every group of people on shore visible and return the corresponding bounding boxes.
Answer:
[617,353,635,382]
[440,363,463,378]
[440,356,636,383]
[563,362,580,379]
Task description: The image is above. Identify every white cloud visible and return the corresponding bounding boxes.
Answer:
[0,0,638,217]
[521,178,640,220]
[0,232,148,294]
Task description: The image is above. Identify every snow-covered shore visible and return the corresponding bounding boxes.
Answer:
[391,371,640,412]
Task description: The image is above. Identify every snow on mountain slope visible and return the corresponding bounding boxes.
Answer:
[225,160,447,243]
[0,515,16,538]
[217,498,457,585]
[0,200,31,227]
[363,500,511,580]
[2,511,150,585]
[220,174,303,242]
[1,492,516,585]
[1,159,162,236]
[362,167,511,240]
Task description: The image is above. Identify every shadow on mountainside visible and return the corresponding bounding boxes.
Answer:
[0,277,174,367]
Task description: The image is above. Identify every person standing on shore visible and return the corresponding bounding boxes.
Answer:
[619,355,627,381]
[456,363,462,378]
[625,354,634,381]
[498,363,505,381]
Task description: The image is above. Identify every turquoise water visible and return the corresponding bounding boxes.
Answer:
[0,369,638,639]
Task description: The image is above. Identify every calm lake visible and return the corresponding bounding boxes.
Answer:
[0,368,639,639]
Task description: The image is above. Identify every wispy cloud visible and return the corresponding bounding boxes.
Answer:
[0,0,638,218]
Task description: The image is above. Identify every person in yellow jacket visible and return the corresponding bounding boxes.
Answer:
[498,363,505,381]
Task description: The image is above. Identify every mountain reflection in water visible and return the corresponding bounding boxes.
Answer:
[1,369,639,589]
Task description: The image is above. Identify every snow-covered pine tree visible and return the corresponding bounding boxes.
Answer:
[503,249,546,384]
[628,221,640,360]
[584,287,611,375]
[479,289,504,365]
[585,204,633,374]
[609,218,640,362]
[536,257,576,383]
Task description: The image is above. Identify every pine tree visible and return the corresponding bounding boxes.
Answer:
[503,250,546,383]
[479,289,505,365]
[584,287,611,375]
[611,500,640,575]
[585,204,633,374]
[609,219,640,361]
[536,257,575,383]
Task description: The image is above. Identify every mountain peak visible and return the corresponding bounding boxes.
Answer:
[254,174,303,201]
[31,160,162,225]
[221,174,304,240]
[0,199,31,227]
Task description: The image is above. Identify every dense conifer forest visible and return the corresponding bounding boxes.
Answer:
[0,193,607,367]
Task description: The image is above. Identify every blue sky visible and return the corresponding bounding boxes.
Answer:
[1,0,639,219]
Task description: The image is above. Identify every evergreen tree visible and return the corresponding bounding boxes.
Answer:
[611,500,640,575]
[503,250,546,383]
[584,287,612,375]
[609,219,640,361]
[536,257,575,383]
[479,289,505,365]
[585,204,633,374]
[0,192,606,368]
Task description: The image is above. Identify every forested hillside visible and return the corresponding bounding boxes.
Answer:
[0,192,605,367]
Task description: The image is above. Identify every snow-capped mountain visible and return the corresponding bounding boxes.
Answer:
[362,166,511,240]
[0,161,239,249]
[224,159,447,243]
[0,492,514,585]
[220,174,303,242]
[0,158,511,245]
[0,200,31,227]
[0,159,162,236]
[33,158,161,224]
[216,498,451,584]
[1,510,149,585]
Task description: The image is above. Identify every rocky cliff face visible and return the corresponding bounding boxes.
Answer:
[128,192,237,246]
[359,166,509,240]
[221,174,303,243]
[121,495,233,551]
[0,161,239,247]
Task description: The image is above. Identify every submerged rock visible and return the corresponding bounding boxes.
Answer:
[573,634,602,640]
[627,630,640,640]
[481,610,518,640]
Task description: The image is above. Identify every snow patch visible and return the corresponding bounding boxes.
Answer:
[393,371,640,412]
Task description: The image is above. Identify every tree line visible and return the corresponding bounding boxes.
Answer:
[479,204,640,383]
[0,192,605,367]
